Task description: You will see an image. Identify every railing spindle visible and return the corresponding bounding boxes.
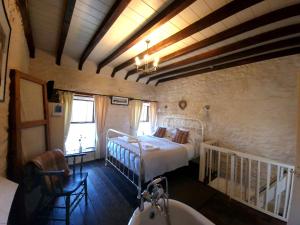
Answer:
[209,149,212,183]
[240,157,243,199]
[283,169,292,218]
[248,159,251,203]
[265,163,271,211]
[256,161,260,207]
[274,165,280,214]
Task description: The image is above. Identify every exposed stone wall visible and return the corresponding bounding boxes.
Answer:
[0,0,29,176]
[29,49,156,154]
[156,55,300,165]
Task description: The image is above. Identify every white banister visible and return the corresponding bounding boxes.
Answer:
[200,142,295,222]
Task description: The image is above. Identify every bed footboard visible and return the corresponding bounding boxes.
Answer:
[106,129,143,199]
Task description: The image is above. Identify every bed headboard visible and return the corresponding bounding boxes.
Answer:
[162,116,204,139]
[162,116,204,158]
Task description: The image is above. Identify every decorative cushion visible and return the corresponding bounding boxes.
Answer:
[172,128,189,144]
[153,127,166,138]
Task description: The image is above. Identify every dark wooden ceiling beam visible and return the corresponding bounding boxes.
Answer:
[143,24,300,83]
[149,36,300,83]
[16,0,35,58]
[157,47,300,85]
[78,0,131,70]
[112,0,262,76]
[56,0,76,65]
[126,3,300,80]
[94,0,196,75]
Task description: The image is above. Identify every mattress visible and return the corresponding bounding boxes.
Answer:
[107,135,191,182]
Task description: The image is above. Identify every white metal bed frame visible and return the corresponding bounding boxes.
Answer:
[105,116,205,199]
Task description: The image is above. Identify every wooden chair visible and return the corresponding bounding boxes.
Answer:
[31,149,88,225]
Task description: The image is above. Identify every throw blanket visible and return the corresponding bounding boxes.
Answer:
[31,149,70,191]
[109,135,188,182]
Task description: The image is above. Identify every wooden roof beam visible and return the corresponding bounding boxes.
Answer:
[16,0,35,58]
[56,0,76,65]
[95,0,196,75]
[154,37,300,84]
[78,0,131,70]
[127,3,300,80]
[112,0,262,77]
[157,47,300,85]
[144,24,300,83]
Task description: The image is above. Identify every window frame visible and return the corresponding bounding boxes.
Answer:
[65,95,96,154]
[70,96,95,124]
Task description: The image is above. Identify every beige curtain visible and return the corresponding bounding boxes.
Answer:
[129,100,143,136]
[94,96,109,159]
[61,92,73,152]
[149,102,158,133]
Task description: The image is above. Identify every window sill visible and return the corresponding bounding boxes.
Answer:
[66,147,96,155]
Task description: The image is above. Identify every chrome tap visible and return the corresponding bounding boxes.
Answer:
[139,177,169,214]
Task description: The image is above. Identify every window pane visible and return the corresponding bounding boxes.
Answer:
[140,103,149,122]
[138,103,151,136]
[65,123,96,154]
[137,122,151,136]
[71,100,94,123]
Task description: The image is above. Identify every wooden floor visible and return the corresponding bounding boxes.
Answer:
[42,160,285,225]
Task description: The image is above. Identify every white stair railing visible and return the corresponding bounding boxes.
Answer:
[199,142,295,222]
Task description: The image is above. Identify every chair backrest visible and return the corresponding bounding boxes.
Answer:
[31,149,70,192]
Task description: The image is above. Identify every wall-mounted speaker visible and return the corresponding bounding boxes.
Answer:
[47,80,59,102]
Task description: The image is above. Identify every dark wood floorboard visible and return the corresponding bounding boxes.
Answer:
[44,160,286,225]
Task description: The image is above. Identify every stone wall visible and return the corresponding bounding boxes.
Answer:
[0,0,29,176]
[156,55,300,164]
[29,49,156,156]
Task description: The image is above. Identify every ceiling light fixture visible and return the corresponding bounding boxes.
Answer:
[135,40,159,74]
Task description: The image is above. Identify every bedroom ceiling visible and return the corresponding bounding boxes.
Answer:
[22,0,300,85]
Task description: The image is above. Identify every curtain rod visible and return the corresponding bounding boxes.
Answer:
[55,88,157,103]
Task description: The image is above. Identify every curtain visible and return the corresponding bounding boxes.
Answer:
[94,96,109,159]
[61,92,73,152]
[149,102,158,133]
[129,100,143,136]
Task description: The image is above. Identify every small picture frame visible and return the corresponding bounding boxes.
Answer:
[52,103,63,116]
[111,96,129,106]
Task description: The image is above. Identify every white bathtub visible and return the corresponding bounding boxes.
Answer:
[128,199,215,225]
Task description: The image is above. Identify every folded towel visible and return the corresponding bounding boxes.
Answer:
[118,136,137,143]
[132,143,160,151]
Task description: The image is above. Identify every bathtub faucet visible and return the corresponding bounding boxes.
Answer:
[140,177,169,214]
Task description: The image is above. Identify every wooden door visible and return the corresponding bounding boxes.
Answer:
[7,69,50,181]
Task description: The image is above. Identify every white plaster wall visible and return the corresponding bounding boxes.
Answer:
[156,55,300,165]
[29,49,156,153]
[0,0,29,176]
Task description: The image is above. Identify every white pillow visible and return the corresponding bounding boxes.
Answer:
[166,127,176,138]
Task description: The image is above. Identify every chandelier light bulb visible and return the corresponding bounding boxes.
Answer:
[144,54,149,62]
[153,57,160,67]
[135,57,141,66]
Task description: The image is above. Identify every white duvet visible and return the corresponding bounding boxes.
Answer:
[108,135,189,182]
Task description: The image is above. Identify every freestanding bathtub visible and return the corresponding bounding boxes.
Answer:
[128,199,215,225]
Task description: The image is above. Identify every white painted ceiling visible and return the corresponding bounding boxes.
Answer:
[28,0,300,83]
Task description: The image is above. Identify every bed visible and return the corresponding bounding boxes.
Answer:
[105,116,204,199]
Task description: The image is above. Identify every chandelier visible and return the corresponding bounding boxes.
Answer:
[135,40,159,74]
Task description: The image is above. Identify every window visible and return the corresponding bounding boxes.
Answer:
[137,102,151,136]
[65,95,96,154]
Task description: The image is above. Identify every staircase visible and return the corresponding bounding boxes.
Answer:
[199,142,295,222]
